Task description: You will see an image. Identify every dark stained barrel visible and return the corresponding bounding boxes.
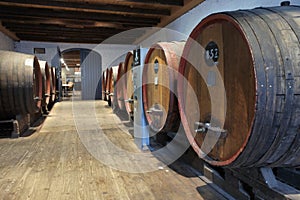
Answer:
[106,66,118,107]
[102,70,107,101]
[123,52,134,117]
[38,60,51,112]
[0,51,42,119]
[177,6,300,168]
[116,62,126,111]
[142,42,185,133]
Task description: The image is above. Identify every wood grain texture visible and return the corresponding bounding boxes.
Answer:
[0,100,226,200]
[143,42,185,133]
[178,6,300,167]
[123,52,135,117]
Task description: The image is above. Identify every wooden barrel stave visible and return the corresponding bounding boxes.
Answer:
[39,60,51,110]
[13,57,23,114]
[123,52,134,117]
[49,66,56,104]
[227,10,279,167]
[102,70,107,101]
[116,62,126,111]
[0,51,42,120]
[178,6,300,167]
[238,8,300,167]
[106,66,118,107]
[254,6,300,167]
[105,68,110,103]
[143,41,185,133]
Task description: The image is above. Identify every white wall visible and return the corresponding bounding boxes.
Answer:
[139,0,300,46]
[166,0,300,37]
[15,41,135,71]
[0,32,14,51]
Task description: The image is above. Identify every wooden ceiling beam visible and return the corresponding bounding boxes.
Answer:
[3,22,147,41]
[0,21,19,41]
[69,0,183,7]
[0,15,154,29]
[15,32,122,39]
[3,23,145,35]
[14,32,140,41]
[20,35,136,44]
[0,0,170,17]
[21,35,106,43]
[19,35,138,43]
[0,6,160,25]
[0,16,127,29]
[122,0,183,6]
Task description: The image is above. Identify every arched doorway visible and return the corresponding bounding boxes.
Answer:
[61,48,102,100]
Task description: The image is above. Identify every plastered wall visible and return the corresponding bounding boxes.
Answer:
[0,32,14,51]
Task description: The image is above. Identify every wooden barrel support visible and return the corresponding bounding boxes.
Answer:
[178,5,300,167]
[142,42,185,133]
[0,51,42,120]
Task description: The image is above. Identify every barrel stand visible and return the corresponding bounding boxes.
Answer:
[0,114,30,138]
[227,167,300,200]
[0,111,44,138]
[183,148,300,200]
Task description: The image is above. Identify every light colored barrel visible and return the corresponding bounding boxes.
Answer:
[142,41,185,133]
[116,62,126,111]
[123,51,134,117]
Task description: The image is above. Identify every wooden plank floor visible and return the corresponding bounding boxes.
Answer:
[0,100,227,200]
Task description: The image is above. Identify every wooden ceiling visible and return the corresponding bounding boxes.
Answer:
[62,50,81,68]
[0,0,204,44]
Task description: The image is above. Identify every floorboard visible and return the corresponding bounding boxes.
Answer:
[0,100,227,200]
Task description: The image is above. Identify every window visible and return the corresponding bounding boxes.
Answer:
[34,48,46,54]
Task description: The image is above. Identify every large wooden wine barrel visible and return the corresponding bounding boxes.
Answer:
[102,70,107,101]
[123,52,134,117]
[116,62,126,111]
[178,5,300,168]
[38,60,51,112]
[106,66,118,107]
[0,51,42,120]
[142,42,185,133]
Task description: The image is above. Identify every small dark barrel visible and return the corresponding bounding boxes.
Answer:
[142,42,185,133]
[123,51,134,117]
[116,62,126,111]
[49,66,57,104]
[106,66,118,107]
[178,6,300,167]
[0,51,42,120]
[38,60,51,111]
[102,70,107,101]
